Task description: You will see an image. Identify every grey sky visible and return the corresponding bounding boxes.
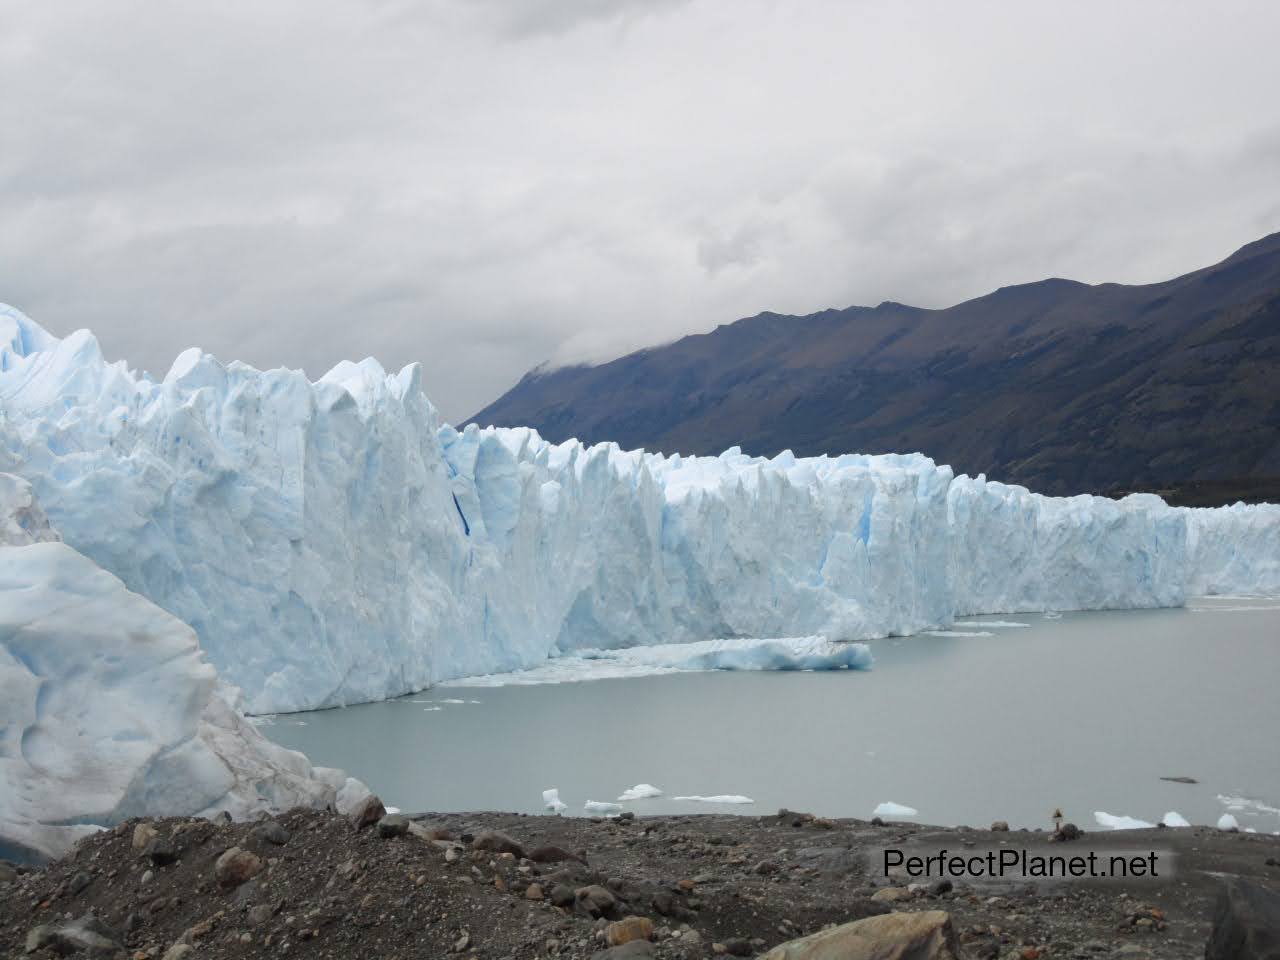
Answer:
[3,1,1279,422]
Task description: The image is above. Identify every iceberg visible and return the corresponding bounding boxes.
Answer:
[2,304,1279,714]
[873,801,918,818]
[1094,811,1155,830]
[673,795,755,804]
[618,784,664,801]
[0,474,361,861]
[1161,811,1191,828]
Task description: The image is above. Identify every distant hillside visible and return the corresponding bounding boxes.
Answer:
[469,234,1280,498]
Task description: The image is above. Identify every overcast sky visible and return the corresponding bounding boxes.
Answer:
[3,1,1279,421]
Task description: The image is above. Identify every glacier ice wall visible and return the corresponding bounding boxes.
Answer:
[3,304,1278,714]
[0,474,364,861]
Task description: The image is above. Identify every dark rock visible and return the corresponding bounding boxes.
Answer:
[549,884,576,908]
[592,942,655,960]
[250,820,291,846]
[1056,823,1082,841]
[348,794,387,830]
[67,870,93,895]
[990,821,1010,832]
[931,878,954,895]
[145,837,179,866]
[1206,877,1280,960]
[871,816,885,826]
[576,884,618,918]
[528,845,587,865]
[724,937,754,956]
[377,814,410,839]
[26,912,122,956]
[472,830,524,857]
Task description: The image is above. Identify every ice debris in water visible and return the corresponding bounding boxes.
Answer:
[873,801,919,818]
[584,800,623,815]
[1094,811,1155,830]
[1161,811,1191,827]
[618,784,664,801]
[673,795,755,804]
[542,788,567,814]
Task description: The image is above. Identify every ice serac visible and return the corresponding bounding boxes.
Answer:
[3,304,1279,714]
[0,477,360,861]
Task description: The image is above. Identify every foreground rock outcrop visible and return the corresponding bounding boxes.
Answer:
[3,808,1277,960]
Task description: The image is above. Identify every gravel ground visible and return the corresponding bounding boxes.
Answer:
[4,806,1278,959]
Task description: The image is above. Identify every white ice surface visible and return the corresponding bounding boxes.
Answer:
[618,784,664,801]
[1094,811,1155,830]
[3,305,1279,713]
[584,800,623,815]
[0,527,357,861]
[542,788,567,813]
[1161,811,1191,827]
[873,801,918,817]
[1218,813,1240,831]
[673,795,754,804]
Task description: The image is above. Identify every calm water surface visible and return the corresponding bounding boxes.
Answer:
[264,598,1280,831]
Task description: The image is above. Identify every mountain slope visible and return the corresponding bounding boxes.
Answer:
[469,234,1280,496]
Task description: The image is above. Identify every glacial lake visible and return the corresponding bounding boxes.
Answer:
[263,597,1280,833]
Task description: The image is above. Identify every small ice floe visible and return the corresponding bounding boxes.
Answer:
[585,800,624,815]
[926,630,993,638]
[246,714,276,726]
[1043,611,1063,620]
[618,783,664,801]
[962,620,1030,628]
[542,788,567,814]
[1218,813,1240,831]
[673,795,754,804]
[439,698,467,704]
[1160,811,1191,828]
[873,801,918,818]
[385,806,401,815]
[1094,811,1155,830]
[422,706,443,711]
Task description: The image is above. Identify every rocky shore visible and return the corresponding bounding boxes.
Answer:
[4,803,1278,960]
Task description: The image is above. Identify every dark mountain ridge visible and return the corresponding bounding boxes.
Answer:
[469,234,1280,498]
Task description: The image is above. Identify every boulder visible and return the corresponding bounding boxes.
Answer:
[606,916,655,946]
[214,846,263,889]
[377,814,410,839]
[25,913,122,956]
[132,823,159,851]
[759,910,961,960]
[1206,877,1280,960]
[576,884,618,918]
[348,794,386,830]
[472,830,524,858]
[250,820,291,846]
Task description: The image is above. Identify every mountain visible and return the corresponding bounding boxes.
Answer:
[469,234,1280,498]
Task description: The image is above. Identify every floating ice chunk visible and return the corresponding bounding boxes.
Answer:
[584,800,623,815]
[673,795,755,804]
[961,620,1030,628]
[542,788,567,814]
[1094,811,1155,830]
[1217,813,1240,831]
[873,801,918,818]
[925,630,993,637]
[439,699,467,704]
[385,806,401,815]
[1160,811,1191,828]
[618,784,664,801]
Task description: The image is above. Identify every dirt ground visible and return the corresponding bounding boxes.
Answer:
[4,806,1278,959]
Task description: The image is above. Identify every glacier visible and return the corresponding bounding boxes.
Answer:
[0,472,364,862]
[2,302,1279,716]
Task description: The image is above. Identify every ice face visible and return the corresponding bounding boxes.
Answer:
[0,492,358,861]
[3,304,1278,714]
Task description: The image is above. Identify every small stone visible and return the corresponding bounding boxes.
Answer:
[1056,823,1082,841]
[162,945,194,960]
[871,886,913,902]
[525,883,544,901]
[724,937,753,956]
[752,860,778,875]
[606,916,655,946]
[214,847,263,889]
[990,821,1010,832]
[550,884,576,907]
[528,844,585,864]
[931,878,954,895]
[377,814,409,838]
[453,930,471,952]
[247,905,274,925]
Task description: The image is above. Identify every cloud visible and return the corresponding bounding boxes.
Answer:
[1,0,1278,421]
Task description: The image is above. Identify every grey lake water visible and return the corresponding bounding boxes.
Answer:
[263,597,1280,833]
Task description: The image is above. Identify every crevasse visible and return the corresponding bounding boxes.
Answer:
[3,303,1277,714]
